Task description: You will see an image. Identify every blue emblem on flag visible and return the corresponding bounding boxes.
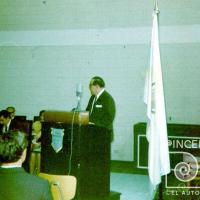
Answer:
[51,128,64,153]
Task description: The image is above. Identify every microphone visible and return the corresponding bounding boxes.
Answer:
[75,83,83,111]
[76,83,83,99]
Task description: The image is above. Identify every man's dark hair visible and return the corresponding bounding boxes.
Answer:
[39,110,45,117]
[0,110,11,119]
[6,106,15,112]
[0,131,28,164]
[90,76,105,88]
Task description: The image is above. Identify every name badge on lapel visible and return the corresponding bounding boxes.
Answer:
[96,104,103,108]
[51,128,64,153]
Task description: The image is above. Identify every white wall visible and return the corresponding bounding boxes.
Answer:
[0,0,200,161]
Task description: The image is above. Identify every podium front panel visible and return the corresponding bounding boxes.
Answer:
[41,122,79,175]
[80,126,111,197]
[41,123,111,198]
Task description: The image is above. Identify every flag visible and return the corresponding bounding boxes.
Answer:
[144,5,170,187]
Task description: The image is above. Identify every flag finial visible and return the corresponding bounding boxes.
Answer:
[154,0,160,14]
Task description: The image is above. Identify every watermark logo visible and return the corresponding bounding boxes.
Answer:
[175,161,196,182]
[174,152,198,183]
[165,151,199,189]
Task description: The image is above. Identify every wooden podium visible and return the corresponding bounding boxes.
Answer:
[40,111,113,199]
[43,110,89,125]
[41,111,88,175]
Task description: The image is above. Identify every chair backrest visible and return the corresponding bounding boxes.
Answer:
[38,173,77,200]
[15,115,27,121]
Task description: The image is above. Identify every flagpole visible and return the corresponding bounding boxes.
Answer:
[159,178,163,200]
[155,1,163,199]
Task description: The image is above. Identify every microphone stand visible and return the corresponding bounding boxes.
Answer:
[75,96,81,112]
[74,95,82,199]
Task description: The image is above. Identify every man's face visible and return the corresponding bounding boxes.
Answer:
[7,108,15,119]
[0,116,10,125]
[89,84,97,95]
[40,113,44,122]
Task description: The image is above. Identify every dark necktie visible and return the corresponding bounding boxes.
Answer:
[90,97,97,115]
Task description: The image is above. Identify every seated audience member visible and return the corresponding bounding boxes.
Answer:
[34,110,45,122]
[7,106,27,121]
[6,106,16,120]
[0,131,52,200]
[30,110,45,174]
[30,120,42,174]
[0,110,30,135]
[0,110,13,133]
[39,110,45,122]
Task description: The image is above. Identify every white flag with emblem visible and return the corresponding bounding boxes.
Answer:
[144,5,170,187]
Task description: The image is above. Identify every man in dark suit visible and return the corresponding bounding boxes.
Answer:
[0,130,52,200]
[86,76,116,130]
[0,110,18,133]
[0,110,29,134]
[0,110,12,133]
[82,76,116,197]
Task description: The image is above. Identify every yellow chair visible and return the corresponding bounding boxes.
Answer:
[38,173,77,200]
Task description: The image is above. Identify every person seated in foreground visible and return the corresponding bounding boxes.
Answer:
[0,131,52,200]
